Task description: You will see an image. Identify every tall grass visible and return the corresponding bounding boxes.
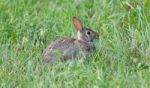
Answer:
[0,0,150,88]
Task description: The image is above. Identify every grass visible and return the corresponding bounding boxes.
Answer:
[0,0,150,88]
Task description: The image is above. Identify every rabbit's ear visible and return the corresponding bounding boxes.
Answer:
[73,17,83,31]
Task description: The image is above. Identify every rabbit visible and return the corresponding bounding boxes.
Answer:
[43,16,99,63]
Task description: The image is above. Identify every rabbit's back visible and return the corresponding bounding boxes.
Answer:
[48,38,76,49]
[43,38,78,62]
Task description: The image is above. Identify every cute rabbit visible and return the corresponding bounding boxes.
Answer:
[43,17,99,63]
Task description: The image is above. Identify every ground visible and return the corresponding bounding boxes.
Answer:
[0,0,150,88]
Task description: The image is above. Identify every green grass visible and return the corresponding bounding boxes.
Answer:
[0,0,150,88]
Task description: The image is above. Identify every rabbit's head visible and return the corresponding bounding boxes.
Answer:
[73,17,99,42]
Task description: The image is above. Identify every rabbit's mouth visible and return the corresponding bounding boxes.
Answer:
[90,39,93,42]
[90,38,98,42]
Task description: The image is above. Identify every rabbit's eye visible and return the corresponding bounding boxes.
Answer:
[87,31,91,35]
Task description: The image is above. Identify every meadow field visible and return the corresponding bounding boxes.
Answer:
[0,0,150,88]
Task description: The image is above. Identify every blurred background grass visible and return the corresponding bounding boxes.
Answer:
[0,0,150,88]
